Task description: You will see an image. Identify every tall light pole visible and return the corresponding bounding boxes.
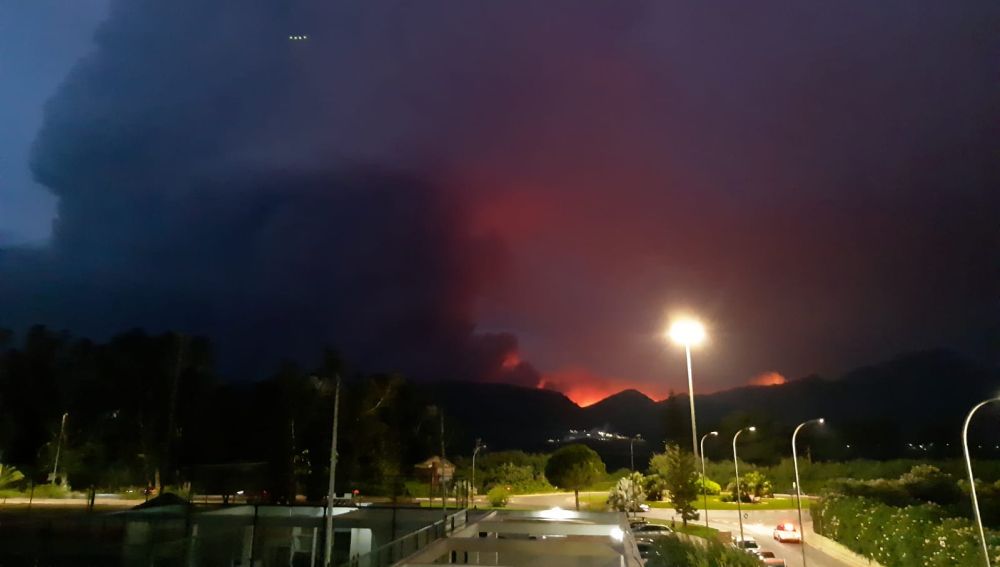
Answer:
[792,418,824,567]
[700,431,718,528]
[471,439,484,507]
[324,377,341,567]
[732,426,755,545]
[963,398,1000,567]
[51,412,68,485]
[668,319,706,459]
[629,435,643,471]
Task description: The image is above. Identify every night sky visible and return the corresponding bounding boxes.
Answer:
[1,1,997,405]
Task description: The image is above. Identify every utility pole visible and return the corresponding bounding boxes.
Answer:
[51,412,68,484]
[161,334,187,491]
[440,410,447,516]
[324,376,341,567]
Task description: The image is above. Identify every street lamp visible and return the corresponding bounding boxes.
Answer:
[792,418,824,567]
[732,426,755,546]
[700,431,718,528]
[629,435,643,471]
[963,398,1000,567]
[668,318,706,459]
[471,439,485,508]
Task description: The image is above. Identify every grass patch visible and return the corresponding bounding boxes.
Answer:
[672,523,719,540]
[577,493,608,511]
[650,495,800,510]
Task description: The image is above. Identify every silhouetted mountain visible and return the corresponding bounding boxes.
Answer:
[423,350,999,459]
[421,381,580,450]
[579,389,658,438]
[692,349,997,432]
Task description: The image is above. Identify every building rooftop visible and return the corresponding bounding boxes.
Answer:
[391,508,642,567]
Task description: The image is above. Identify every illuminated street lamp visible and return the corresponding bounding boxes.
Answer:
[668,319,706,459]
[963,397,1000,567]
[471,439,485,507]
[792,418,824,567]
[700,431,718,528]
[732,426,756,545]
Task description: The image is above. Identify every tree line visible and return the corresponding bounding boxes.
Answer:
[0,326,455,501]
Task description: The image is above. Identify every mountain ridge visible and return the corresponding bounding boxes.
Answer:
[422,349,998,456]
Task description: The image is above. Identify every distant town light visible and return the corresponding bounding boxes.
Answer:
[667,319,706,347]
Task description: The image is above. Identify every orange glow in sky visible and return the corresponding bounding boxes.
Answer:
[748,371,787,387]
[539,367,669,407]
[501,351,521,370]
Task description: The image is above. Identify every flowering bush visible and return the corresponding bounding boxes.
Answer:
[812,494,1000,566]
[646,534,760,567]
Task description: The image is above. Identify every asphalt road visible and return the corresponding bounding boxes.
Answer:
[506,493,853,567]
[642,508,852,567]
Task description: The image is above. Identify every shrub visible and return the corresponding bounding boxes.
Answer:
[487,486,509,508]
[646,534,760,567]
[607,472,646,512]
[827,465,964,508]
[403,481,429,498]
[30,484,71,499]
[644,473,667,501]
[0,465,25,490]
[696,474,721,495]
[812,494,1000,567]
[898,464,962,505]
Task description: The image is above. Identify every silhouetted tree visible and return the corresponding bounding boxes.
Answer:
[545,444,605,510]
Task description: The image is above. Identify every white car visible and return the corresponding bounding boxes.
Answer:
[632,523,673,539]
[733,536,760,552]
[772,522,801,543]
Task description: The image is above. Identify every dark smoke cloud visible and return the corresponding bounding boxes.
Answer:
[2,0,998,396]
[2,0,568,380]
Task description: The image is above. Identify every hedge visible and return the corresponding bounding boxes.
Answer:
[811,494,1000,566]
[646,534,760,567]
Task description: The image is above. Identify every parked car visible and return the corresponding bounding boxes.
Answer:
[755,550,787,566]
[732,536,760,552]
[772,522,801,543]
[636,540,662,564]
[632,523,674,538]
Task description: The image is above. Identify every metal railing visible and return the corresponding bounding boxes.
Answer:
[340,508,471,567]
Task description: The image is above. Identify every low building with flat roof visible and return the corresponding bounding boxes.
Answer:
[386,508,642,567]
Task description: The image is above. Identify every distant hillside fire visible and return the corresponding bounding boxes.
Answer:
[749,371,787,387]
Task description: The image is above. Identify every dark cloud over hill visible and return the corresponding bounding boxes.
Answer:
[1,1,997,392]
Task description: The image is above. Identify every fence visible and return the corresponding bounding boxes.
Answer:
[340,508,472,567]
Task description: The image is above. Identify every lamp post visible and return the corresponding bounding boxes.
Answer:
[324,377,341,567]
[732,426,755,545]
[963,398,1000,567]
[792,418,824,567]
[629,435,643,472]
[471,439,484,507]
[51,412,68,485]
[668,319,706,459]
[700,431,718,528]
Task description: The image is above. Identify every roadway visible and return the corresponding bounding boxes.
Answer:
[506,492,853,567]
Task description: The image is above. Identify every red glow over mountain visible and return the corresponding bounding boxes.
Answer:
[539,367,668,407]
[749,371,787,386]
